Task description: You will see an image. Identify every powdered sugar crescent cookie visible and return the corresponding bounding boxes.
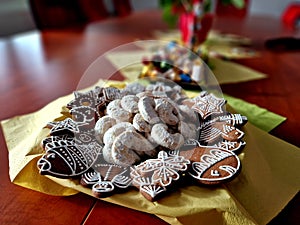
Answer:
[111,133,141,166]
[103,122,135,147]
[138,96,160,124]
[102,145,115,164]
[122,82,145,95]
[151,123,184,150]
[178,104,199,124]
[120,95,139,113]
[178,121,198,140]
[132,113,151,133]
[111,130,156,166]
[154,98,179,125]
[106,99,132,122]
[94,116,116,144]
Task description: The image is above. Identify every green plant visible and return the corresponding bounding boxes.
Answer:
[159,0,245,26]
[220,0,245,9]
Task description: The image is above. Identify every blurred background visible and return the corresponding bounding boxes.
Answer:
[0,0,298,37]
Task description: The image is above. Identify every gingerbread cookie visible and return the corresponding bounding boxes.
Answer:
[178,146,241,185]
[191,91,226,120]
[81,164,131,198]
[130,151,190,201]
[37,136,102,178]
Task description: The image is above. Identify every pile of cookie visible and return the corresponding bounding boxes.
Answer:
[37,82,247,201]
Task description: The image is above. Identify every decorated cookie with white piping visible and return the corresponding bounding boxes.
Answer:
[37,134,102,178]
[81,164,132,198]
[178,146,241,185]
[191,91,226,120]
[130,151,190,201]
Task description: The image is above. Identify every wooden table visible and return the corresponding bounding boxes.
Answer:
[0,10,299,225]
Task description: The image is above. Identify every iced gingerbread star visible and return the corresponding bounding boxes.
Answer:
[192,91,226,120]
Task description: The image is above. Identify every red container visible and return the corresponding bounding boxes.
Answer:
[282,2,300,28]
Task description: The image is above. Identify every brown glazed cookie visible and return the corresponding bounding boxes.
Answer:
[191,91,226,120]
[37,132,102,178]
[130,151,190,201]
[178,146,241,185]
[81,164,132,198]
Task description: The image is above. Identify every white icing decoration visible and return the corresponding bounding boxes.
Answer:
[140,184,166,198]
[82,171,99,185]
[183,139,201,147]
[211,140,246,152]
[200,126,220,142]
[112,172,132,189]
[130,151,190,199]
[211,170,220,176]
[93,181,114,193]
[218,114,247,126]
[223,124,235,134]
